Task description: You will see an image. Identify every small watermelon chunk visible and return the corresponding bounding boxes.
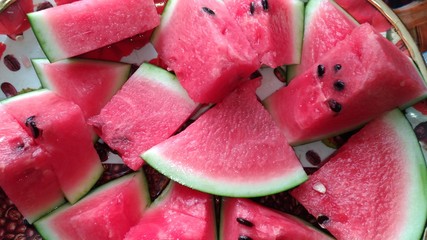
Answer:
[34,171,150,240]
[27,0,160,62]
[89,63,197,170]
[0,105,64,223]
[220,198,333,240]
[287,0,358,80]
[142,79,307,197]
[152,0,259,103]
[223,0,304,67]
[265,24,427,145]
[2,90,104,203]
[32,58,130,120]
[291,109,427,240]
[125,181,216,239]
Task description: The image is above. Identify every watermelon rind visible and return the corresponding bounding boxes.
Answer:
[151,0,179,45]
[34,171,151,240]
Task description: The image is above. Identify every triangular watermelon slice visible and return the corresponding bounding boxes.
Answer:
[32,58,130,120]
[291,109,427,240]
[142,79,307,197]
[125,181,216,239]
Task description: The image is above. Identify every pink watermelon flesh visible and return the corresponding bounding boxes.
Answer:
[287,0,358,80]
[125,181,216,239]
[264,23,427,145]
[220,198,333,240]
[142,79,307,197]
[34,171,150,240]
[223,0,304,67]
[89,63,197,170]
[32,58,130,120]
[334,0,391,32]
[291,109,427,240]
[152,0,260,103]
[27,0,160,62]
[2,90,104,203]
[0,105,64,223]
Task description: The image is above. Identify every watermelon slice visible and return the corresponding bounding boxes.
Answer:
[89,63,197,170]
[32,58,130,120]
[2,90,104,203]
[264,24,427,145]
[291,109,427,240]
[151,0,259,103]
[0,105,64,223]
[223,0,304,67]
[287,0,358,80]
[142,79,307,197]
[34,171,150,240]
[125,181,216,239]
[220,198,333,240]
[27,0,160,62]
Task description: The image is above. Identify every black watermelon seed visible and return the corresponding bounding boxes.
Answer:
[334,64,342,72]
[249,2,255,15]
[3,55,21,72]
[249,70,262,79]
[238,235,253,240]
[261,0,269,11]
[236,217,254,227]
[305,150,321,166]
[317,64,325,77]
[317,215,330,228]
[333,80,345,91]
[1,82,18,98]
[202,7,215,15]
[25,116,42,138]
[327,99,342,113]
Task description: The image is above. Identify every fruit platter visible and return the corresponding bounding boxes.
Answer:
[1,0,427,239]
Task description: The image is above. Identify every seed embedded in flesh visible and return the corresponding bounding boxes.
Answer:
[236,217,254,227]
[238,235,253,240]
[334,64,342,72]
[312,182,326,194]
[317,64,325,77]
[261,0,269,11]
[316,215,330,229]
[333,80,345,91]
[25,116,42,138]
[249,2,255,15]
[202,7,215,15]
[327,99,342,113]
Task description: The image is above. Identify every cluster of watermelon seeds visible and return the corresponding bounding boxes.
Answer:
[317,63,345,113]
[25,116,41,138]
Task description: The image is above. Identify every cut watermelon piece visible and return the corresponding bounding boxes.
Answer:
[291,109,427,240]
[223,0,304,67]
[125,181,216,239]
[142,79,307,197]
[287,0,358,80]
[32,58,130,120]
[264,24,427,145]
[151,0,259,103]
[2,90,104,203]
[0,105,64,223]
[27,0,160,62]
[35,171,150,240]
[89,63,197,170]
[220,198,333,240]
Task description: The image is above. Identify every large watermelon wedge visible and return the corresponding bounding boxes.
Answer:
[27,0,160,62]
[291,109,427,240]
[142,79,307,197]
[125,181,216,239]
[264,24,427,145]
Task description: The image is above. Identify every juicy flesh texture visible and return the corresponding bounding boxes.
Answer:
[291,110,427,240]
[221,198,333,240]
[153,0,259,103]
[223,0,303,67]
[265,24,427,145]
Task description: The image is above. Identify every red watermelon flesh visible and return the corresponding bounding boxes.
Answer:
[89,63,197,170]
[223,0,304,68]
[32,58,130,120]
[151,0,259,103]
[291,109,427,240]
[220,198,333,240]
[125,181,216,239]
[264,23,427,145]
[0,105,64,223]
[27,0,160,62]
[34,171,150,240]
[142,79,307,197]
[2,90,104,204]
[287,0,358,80]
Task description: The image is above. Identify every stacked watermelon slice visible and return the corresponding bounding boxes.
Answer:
[0,0,426,239]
